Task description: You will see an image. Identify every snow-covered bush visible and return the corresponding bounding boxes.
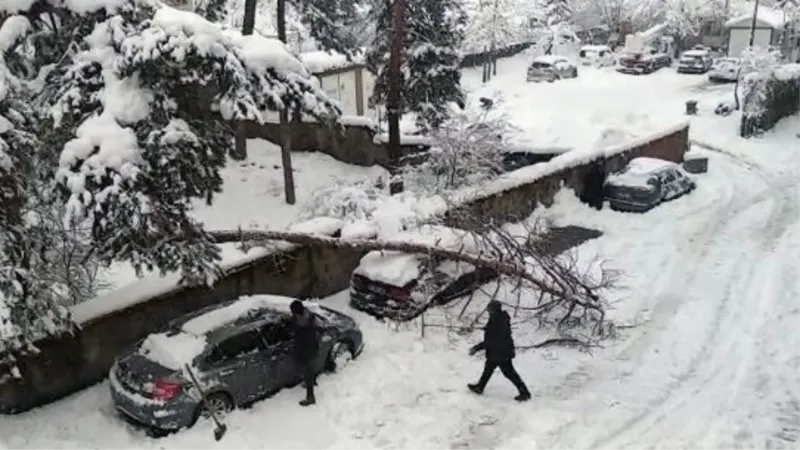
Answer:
[740,61,800,137]
[0,0,339,377]
[299,178,388,222]
[400,100,515,194]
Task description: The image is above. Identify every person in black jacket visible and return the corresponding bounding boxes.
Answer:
[290,300,320,406]
[468,301,531,401]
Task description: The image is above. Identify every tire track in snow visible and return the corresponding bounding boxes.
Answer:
[588,157,800,449]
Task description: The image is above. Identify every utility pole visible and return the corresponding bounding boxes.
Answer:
[387,0,408,194]
[277,0,296,204]
[490,0,499,75]
[748,0,761,47]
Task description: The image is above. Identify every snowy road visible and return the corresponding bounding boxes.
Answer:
[1,56,799,449]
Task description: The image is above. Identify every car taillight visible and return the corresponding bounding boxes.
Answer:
[388,287,410,301]
[151,380,183,401]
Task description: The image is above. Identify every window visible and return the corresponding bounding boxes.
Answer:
[206,330,265,365]
[260,319,294,346]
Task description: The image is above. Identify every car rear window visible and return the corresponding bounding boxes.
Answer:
[531,61,552,68]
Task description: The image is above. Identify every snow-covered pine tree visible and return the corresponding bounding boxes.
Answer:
[0,0,339,376]
[367,0,466,132]
[536,0,575,55]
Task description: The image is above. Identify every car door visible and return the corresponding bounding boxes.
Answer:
[203,328,271,404]
[659,169,678,200]
[259,319,302,388]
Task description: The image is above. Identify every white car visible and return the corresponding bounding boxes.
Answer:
[578,45,614,67]
[708,57,740,82]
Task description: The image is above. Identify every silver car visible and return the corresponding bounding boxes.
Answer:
[109,295,364,436]
[708,57,740,82]
[526,55,578,82]
[604,157,696,212]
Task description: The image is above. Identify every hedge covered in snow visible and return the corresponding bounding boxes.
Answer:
[741,64,800,137]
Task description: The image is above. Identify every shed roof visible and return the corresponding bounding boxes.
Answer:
[725,6,787,29]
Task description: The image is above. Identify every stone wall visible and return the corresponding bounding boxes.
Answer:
[0,124,688,414]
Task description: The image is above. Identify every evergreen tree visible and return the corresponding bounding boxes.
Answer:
[0,0,339,377]
[366,0,466,132]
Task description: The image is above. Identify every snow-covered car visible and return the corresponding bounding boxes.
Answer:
[578,45,614,67]
[677,49,713,74]
[617,50,672,74]
[526,55,578,82]
[603,157,696,212]
[109,295,363,435]
[708,57,740,82]
[350,225,498,321]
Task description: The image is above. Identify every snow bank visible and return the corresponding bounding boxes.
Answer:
[300,49,365,74]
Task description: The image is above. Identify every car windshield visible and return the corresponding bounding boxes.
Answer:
[531,61,552,69]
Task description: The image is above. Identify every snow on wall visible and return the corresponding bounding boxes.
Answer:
[70,217,340,325]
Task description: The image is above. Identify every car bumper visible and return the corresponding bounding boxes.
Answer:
[349,288,421,321]
[709,73,736,81]
[617,66,644,74]
[109,367,195,431]
[608,198,655,212]
[678,66,707,73]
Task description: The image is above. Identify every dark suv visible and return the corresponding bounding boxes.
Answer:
[109,295,363,435]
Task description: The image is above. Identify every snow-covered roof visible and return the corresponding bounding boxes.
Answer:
[681,49,709,57]
[353,225,482,286]
[725,6,787,29]
[580,45,611,52]
[532,55,568,65]
[300,49,366,75]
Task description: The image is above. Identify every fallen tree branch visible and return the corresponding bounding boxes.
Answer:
[516,337,599,350]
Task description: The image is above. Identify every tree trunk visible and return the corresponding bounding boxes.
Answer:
[277,0,296,204]
[231,0,258,161]
[387,0,408,195]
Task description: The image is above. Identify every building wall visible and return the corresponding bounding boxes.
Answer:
[727,27,775,56]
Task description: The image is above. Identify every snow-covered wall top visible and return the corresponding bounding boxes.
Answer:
[300,49,366,75]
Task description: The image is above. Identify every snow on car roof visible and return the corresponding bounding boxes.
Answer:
[681,50,708,57]
[623,157,677,175]
[581,45,610,52]
[181,295,317,336]
[353,225,482,287]
[137,295,324,370]
[533,55,568,64]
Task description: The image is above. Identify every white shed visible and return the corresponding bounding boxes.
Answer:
[724,7,787,57]
[300,50,379,121]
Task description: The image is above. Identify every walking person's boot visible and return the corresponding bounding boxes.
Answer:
[300,382,316,406]
[467,383,484,395]
[514,387,531,402]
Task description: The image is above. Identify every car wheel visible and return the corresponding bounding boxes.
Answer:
[326,340,353,373]
[197,392,234,421]
[145,427,171,439]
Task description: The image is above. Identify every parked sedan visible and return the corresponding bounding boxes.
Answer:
[350,225,497,321]
[578,45,614,67]
[708,57,740,82]
[109,295,363,435]
[604,157,696,212]
[526,55,578,82]
[617,51,672,74]
[677,49,713,74]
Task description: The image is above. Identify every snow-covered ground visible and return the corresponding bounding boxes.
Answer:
[3,54,799,449]
[99,139,388,291]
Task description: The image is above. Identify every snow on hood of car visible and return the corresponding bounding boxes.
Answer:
[353,225,483,287]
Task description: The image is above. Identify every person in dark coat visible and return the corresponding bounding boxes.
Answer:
[468,301,531,401]
[290,300,319,406]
